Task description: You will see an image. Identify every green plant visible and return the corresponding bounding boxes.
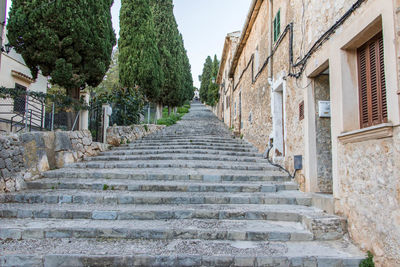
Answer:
[126,140,131,144]
[111,186,115,190]
[359,252,374,267]
[103,184,109,191]
[144,125,149,132]
[240,134,244,139]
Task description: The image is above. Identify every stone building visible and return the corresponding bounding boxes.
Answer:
[217,0,400,265]
[0,27,49,132]
[216,31,240,126]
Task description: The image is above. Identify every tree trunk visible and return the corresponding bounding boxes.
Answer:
[155,102,163,120]
[168,106,171,116]
[66,88,80,131]
[173,107,177,114]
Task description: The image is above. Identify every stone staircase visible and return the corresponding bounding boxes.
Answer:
[0,103,364,266]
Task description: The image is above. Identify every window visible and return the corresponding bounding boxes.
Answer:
[13,83,27,114]
[299,101,304,121]
[357,32,387,128]
[273,10,281,43]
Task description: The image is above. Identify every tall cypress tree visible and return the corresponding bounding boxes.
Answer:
[119,0,162,103]
[199,56,213,103]
[7,0,116,99]
[207,55,220,106]
[151,0,182,112]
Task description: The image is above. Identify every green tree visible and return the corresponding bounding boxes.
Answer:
[119,0,162,103]
[7,0,116,99]
[199,56,213,103]
[151,0,181,113]
[207,55,220,106]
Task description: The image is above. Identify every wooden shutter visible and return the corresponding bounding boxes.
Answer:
[299,101,304,121]
[357,32,387,128]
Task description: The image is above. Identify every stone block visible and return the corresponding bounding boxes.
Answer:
[92,211,118,220]
[55,132,73,152]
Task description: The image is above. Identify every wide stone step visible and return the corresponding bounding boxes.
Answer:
[66,160,277,171]
[112,145,258,152]
[126,142,255,149]
[43,168,290,182]
[26,178,298,193]
[0,190,312,206]
[133,139,247,145]
[0,203,315,222]
[85,154,268,163]
[0,239,365,267]
[100,149,263,157]
[0,218,314,242]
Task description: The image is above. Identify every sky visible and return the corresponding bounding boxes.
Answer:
[6,0,252,88]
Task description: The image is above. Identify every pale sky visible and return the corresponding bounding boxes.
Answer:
[6,0,252,88]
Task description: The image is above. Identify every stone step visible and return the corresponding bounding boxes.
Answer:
[0,203,315,222]
[0,190,312,206]
[0,239,365,267]
[112,145,258,152]
[85,154,268,163]
[66,160,277,171]
[134,137,247,143]
[100,149,263,157]
[126,142,255,149]
[26,178,299,193]
[0,218,314,242]
[43,168,290,182]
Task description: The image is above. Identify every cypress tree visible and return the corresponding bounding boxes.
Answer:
[207,55,220,106]
[199,56,213,103]
[7,0,116,99]
[119,0,162,103]
[151,0,182,113]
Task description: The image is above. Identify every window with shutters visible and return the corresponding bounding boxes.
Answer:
[273,10,281,43]
[357,32,387,128]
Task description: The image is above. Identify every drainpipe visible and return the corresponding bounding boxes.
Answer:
[268,0,273,80]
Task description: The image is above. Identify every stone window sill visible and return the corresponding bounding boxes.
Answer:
[338,123,393,144]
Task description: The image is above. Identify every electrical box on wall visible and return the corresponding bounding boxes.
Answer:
[318,101,331,118]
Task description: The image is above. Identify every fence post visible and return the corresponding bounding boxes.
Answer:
[79,92,90,130]
[51,103,55,131]
[147,103,150,124]
[102,104,111,144]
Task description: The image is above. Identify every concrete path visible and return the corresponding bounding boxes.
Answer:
[0,102,364,266]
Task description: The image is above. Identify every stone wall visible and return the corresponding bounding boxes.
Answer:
[106,125,165,146]
[336,127,400,266]
[0,130,109,193]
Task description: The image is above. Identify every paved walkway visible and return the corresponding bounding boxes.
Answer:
[0,103,364,266]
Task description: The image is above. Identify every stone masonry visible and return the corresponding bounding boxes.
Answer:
[0,103,364,266]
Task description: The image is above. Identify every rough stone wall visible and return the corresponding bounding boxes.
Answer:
[0,130,109,193]
[106,125,165,147]
[314,75,332,193]
[336,127,400,266]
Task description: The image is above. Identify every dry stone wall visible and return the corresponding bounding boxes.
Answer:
[106,125,165,146]
[0,130,109,193]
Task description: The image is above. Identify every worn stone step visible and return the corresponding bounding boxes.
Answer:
[26,178,298,192]
[0,239,365,267]
[100,149,263,158]
[0,203,313,222]
[85,154,268,163]
[0,190,312,206]
[126,142,255,149]
[133,139,247,145]
[43,168,290,182]
[112,145,258,152]
[66,160,277,171]
[0,218,314,242]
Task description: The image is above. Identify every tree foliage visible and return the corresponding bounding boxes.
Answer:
[206,55,220,106]
[7,0,116,98]
[119,0,162,102]
[199,56,213,104]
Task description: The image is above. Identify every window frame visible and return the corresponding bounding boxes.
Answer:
[273,9,281,43]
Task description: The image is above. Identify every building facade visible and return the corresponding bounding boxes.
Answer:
[216,31,240,126]
[217,0,400,265]
[0,28,49,132]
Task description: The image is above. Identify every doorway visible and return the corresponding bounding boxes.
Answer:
[314,68,333,193]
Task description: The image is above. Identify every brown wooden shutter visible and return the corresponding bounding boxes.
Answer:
[357,32,387,128]
[299,101,304,121]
